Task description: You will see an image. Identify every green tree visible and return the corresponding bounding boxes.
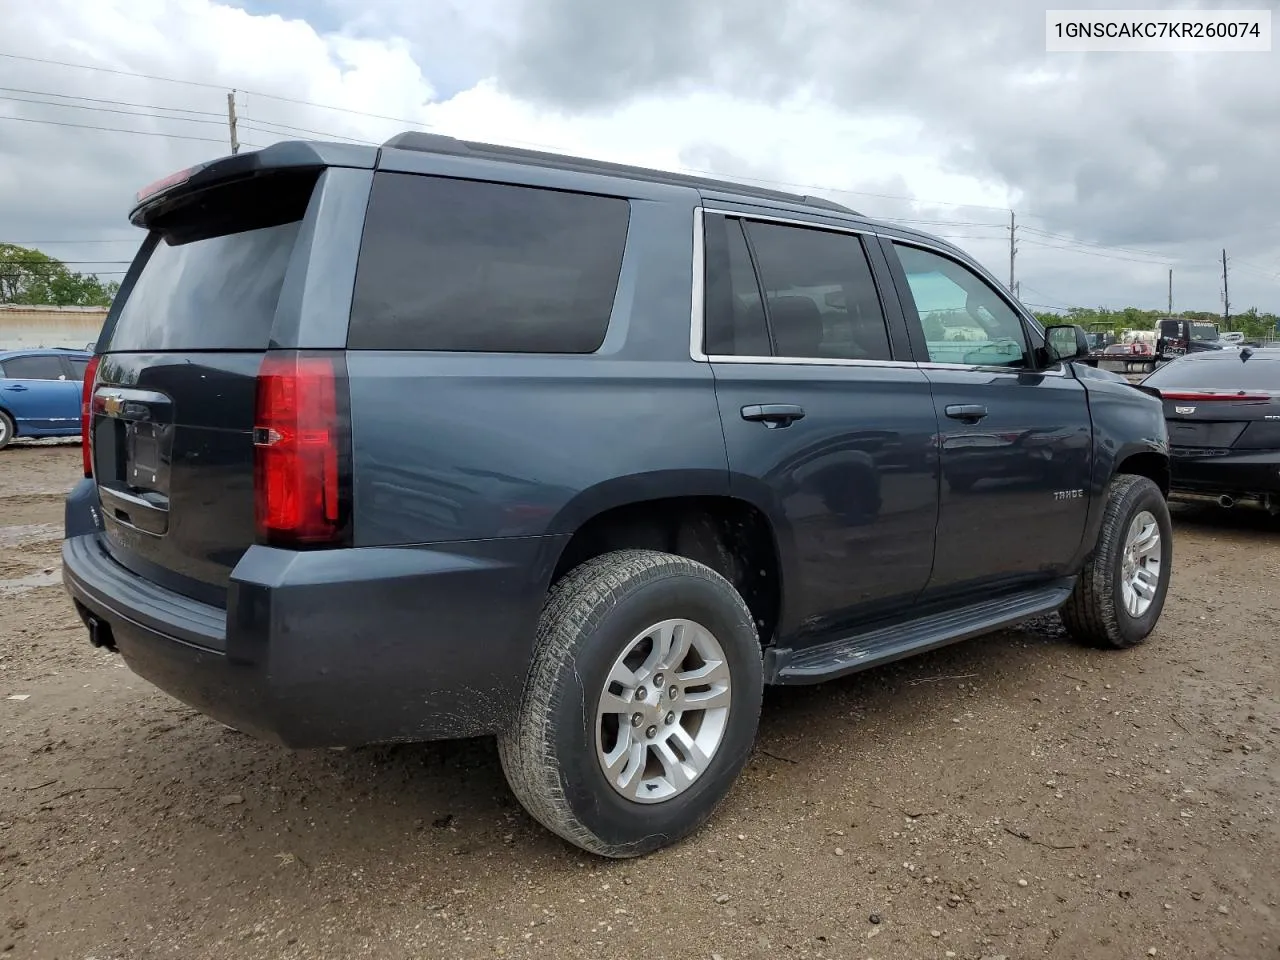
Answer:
[0,244,119,307]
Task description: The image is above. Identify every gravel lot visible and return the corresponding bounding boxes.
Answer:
[1,443,1276,960]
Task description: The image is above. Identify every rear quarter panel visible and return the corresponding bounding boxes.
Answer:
[346,192,733,547]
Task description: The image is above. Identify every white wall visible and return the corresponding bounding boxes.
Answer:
[0,307,107,350]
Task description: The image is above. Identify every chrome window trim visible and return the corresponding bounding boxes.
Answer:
[706,353,919,371]
[690,206,707,362]
[688,206,1065,377]
[702,206,877,237]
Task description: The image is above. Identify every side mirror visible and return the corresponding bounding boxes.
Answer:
[1044,324,1090,363]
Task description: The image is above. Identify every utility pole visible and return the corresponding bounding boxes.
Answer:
[226,90,240,155]
[1167,268,1173,315]
[1222,249,1230,331]
[1008,210,1017,293]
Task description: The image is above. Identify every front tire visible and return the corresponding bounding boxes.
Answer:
[1060,474,1172,648]
[498,549,763,858]
[0,410,14,450]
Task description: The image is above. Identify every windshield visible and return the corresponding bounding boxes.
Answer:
[1144,355,1280,391]
[1190,324,1219,341]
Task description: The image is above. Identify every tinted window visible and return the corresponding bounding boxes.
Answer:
[1,355,66,380]
[894,243,1029,368]
[703,215,769,356]
[349,174,630,353]
[1144,355,1280,391]
[744,222,892,361]
[68,359,89,381]
[107,172,316,352]
[1191,323,1219,341]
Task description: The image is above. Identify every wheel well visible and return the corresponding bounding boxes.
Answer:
[1114,451,1170,496]
[552,497,782,646]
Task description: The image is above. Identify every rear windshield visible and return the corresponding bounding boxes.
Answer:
[1145,355,1280,390]
[106,171,317,352]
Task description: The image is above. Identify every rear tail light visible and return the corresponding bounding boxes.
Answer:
[1159,391,1271,402]
[253,351,352,548]
[81,355,101,477]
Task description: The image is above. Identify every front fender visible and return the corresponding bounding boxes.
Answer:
[1071,374,1170,568]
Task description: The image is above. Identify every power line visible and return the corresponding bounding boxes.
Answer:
[0,92,231,127]
[1018,236,1172,265]
[1018,225,1173,261]
[0,50,443,131]
[1,52,1030,212]
[0,84,225,117]
[1018,282,1078,309]
[0,113,261,146]
[240,117,375,145]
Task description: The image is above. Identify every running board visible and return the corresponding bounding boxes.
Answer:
[766,579,1077,685]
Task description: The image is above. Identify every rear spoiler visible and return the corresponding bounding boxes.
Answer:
[129,140,376,228]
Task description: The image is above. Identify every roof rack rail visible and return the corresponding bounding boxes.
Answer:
[381,132,860,216]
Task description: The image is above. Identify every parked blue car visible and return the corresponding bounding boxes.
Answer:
[0,348,92,449]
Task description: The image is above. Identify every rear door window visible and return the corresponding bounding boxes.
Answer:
[742,221,893,361]
[67,358,89,381]
[702,214,771,356]
[1,355,66,380]
[349,174,630,354]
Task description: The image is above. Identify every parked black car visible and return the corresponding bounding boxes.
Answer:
[1141,347,1280,513]
[63,134,1173,858]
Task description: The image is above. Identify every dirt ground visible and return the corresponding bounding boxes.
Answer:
[1,442,1276,960]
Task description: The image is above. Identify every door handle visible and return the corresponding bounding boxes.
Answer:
[741,403,806,428]
[945,403,988,423]
[4,384,27,392]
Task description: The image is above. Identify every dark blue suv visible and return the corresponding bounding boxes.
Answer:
[62,134,1173,857]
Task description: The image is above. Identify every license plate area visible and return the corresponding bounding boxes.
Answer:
[126,421,167,491]
[92,386,174,537]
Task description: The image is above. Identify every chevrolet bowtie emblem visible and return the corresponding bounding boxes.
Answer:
[103,394,124,417]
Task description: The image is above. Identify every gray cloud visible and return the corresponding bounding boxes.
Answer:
[1,0,1277,320]
[496,0,1280,313]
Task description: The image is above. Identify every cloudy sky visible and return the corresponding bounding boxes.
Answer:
[2,0,1277,317]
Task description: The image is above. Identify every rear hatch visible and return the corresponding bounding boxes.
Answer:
[87,159,351,607]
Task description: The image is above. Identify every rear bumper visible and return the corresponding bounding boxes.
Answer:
[62,484,562,747]
[1168,449,1280,498]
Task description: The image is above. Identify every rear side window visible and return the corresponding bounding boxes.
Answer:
[703,215,770,356]
[349,174,630,353]
[1,355,65,380]
[68,359,89,381]
[106,170,318,352]
[744,222,893,362]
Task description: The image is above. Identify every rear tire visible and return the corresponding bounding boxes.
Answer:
[1060,474,1172,649]
[498,549,763,858]
[0,410,13,450]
